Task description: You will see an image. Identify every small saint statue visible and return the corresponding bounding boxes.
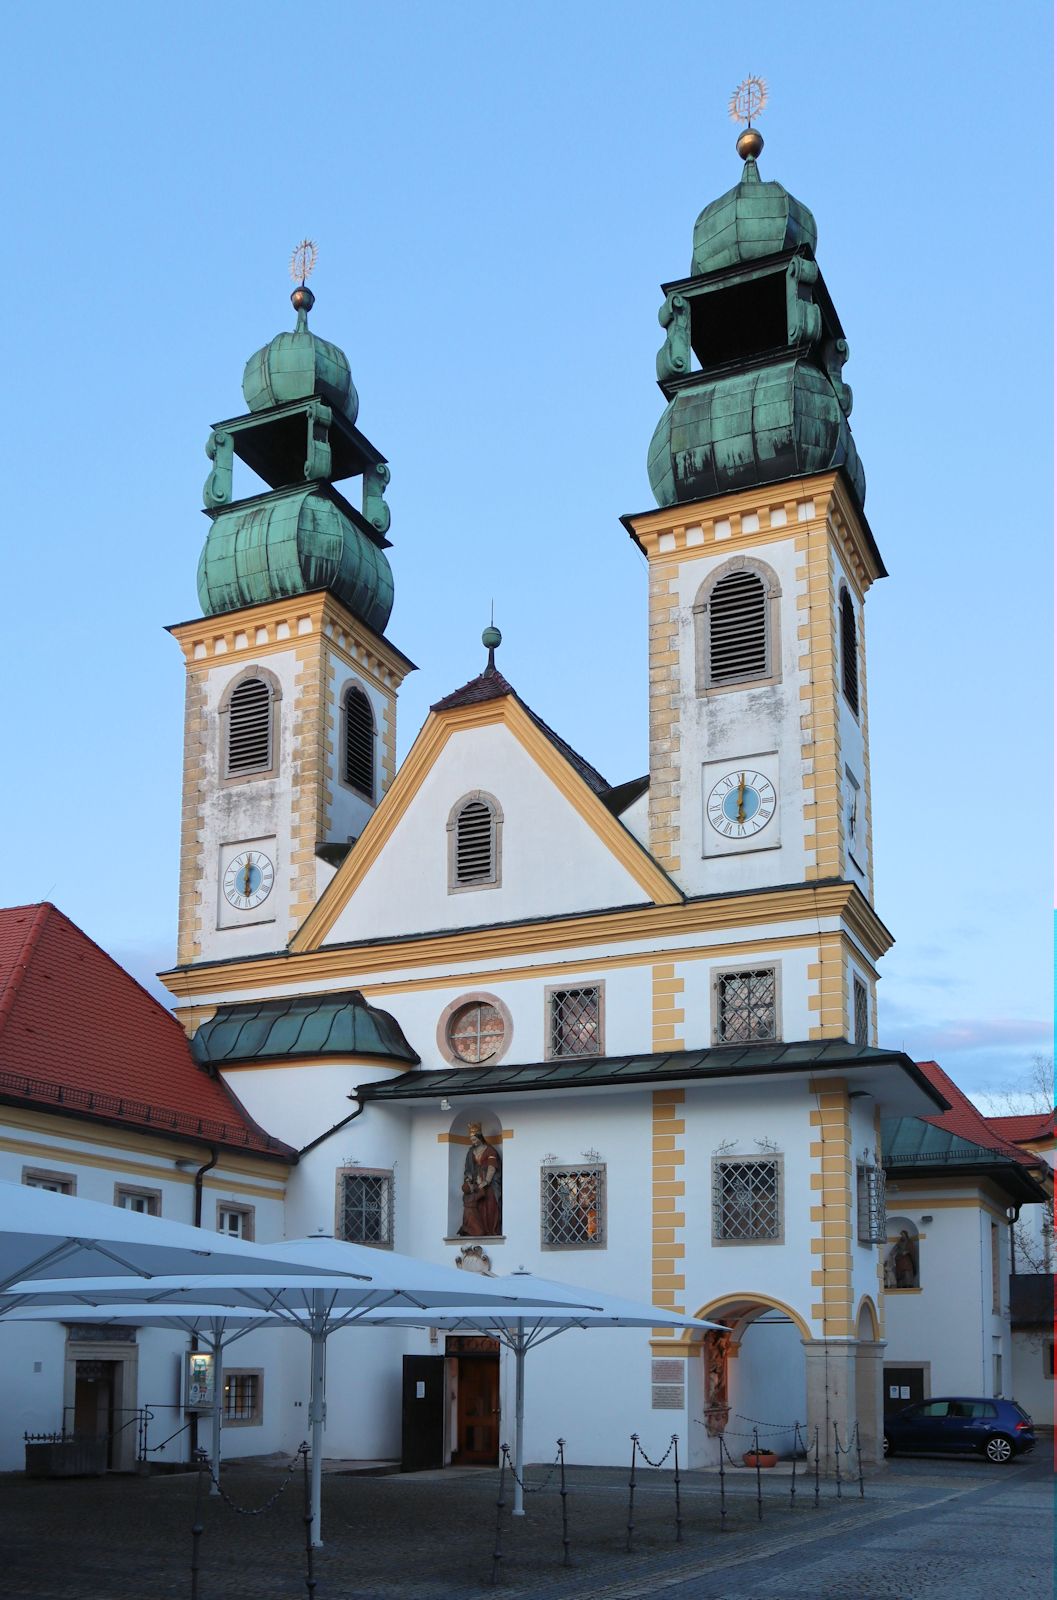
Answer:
[458,1122,502,1238]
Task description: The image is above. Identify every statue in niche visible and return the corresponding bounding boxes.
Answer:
[704,1330,732,1437]
[886,1229,919,1289]
[457,1122,502,1238]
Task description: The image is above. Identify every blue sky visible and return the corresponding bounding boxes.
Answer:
[1,2,1051,1102]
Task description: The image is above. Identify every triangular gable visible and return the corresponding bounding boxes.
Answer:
[292,696,680,952]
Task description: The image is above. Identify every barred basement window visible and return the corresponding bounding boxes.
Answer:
[225,677,274,777]
[840,587,860,716]
[857,1163,887,1245]
[708,569,768,684]
[541,1165,606,1248]
[714,968,777,1044]
[853,977,869,1046]
[448,792,502,891]
[223,1371,262,1425]
[343,686,375,798]
[712,1156,783,1243]
[338,1170,394,1247]
[548,986,602,1059]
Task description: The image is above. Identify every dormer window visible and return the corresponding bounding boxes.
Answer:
[447,792,503,892]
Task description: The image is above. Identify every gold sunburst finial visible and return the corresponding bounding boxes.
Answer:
[728,76,768,127]
[290,239,318,287]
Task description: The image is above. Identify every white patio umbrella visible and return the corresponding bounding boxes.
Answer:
[0,1181,366,1294]
[358,1272,726,1514]
[2,1238,605,1543]
[1,1302,285,1495]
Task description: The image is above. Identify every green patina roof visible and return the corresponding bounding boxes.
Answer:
[692,158,817,276]
[192,990,419,1067]
[197,485,394,631]
[243,311,359,424]
[648,358,865,508]
[883,1117,1024,1167]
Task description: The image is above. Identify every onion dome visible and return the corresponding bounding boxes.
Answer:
[242,287,360,424]
[691,155,817,277]
[197,486,393,633]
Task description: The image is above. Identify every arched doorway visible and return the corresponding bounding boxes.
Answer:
[854,1296,884,1462]
[689,1296,810,1468]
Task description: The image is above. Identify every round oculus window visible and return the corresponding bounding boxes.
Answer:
[447,1002,506,1064]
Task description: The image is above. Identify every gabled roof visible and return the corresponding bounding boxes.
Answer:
[0,904,293,1159]
[431,666,610,794]
[915,1061,1041,1167]
[985,1111,1056,1145]
[193,990,419,1067]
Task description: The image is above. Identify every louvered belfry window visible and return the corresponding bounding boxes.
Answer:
[840,588,860,715]
[343,686,375,797]
[226,678,272,777]
[455,800,495,885]
[708,569,769,684]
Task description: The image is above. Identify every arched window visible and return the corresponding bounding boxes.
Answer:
[447,792,503,892]
[342,685,375,799]
[222,672,279,780]
[694,558,780,692]
[840,587,859,716]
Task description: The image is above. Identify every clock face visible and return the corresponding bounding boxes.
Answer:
[223,850,275,911]
[706,769,777,840]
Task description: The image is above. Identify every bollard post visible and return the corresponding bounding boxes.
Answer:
[558,1438,571,1568]
[855,1422,865,1499]
[625,1434,638,1553]
[790,1422,798,1507]
[813,1425,820,1509]
[301,1444,317,1598]
[718,1432,728,1532]
[672,1434,683,1543]
[753,1426,763,1521]
[189,1448,207,1600]
[833,1421,843,1499]
[491,1445,509,1585]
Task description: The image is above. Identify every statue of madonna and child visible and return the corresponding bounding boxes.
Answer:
[457,1122,502,1238]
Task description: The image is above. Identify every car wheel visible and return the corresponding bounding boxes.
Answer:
[882,1433,892,1457]
[984,1434,1014,1464]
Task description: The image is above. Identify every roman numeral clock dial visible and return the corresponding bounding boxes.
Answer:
[223,850,275,911]
[706,769,777,840]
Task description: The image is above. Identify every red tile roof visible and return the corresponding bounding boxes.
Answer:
[916,1061,1042,1168]
[985,1111,1056,1145]
[0,904,292,1159]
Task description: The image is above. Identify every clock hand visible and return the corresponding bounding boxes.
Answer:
[242,858,252,897]
[736,772,747,824]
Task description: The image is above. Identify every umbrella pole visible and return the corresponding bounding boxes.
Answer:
[512,1332,526,1517]
[308,1293,326,1549]
[209,1336,223,1497]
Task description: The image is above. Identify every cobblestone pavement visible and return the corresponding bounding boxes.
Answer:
[0,1446,1050,1599]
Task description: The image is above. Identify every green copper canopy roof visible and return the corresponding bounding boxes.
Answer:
[192,991,419,1067]
[692,157,816,276]
[197,485,394,630]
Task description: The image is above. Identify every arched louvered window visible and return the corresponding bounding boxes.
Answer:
[447,792,503,892]
[225,676,274,778]
[694,559,780,693]
[840,587,860,716]
[342,685,375,798]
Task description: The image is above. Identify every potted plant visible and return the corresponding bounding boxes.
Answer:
[742,1448,778,1469]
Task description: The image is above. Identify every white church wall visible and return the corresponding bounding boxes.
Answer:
[1010,1329,1053,1424]
[728,1316,806,1457]
[322,721,652,946]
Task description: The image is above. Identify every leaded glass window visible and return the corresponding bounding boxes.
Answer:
[712,1157,782,1243]
[338,1170,393,1247]
[714,968,777,1044]
[447,1002,506,1064]
[548,987,602,1059]
[541,1165,606,1248]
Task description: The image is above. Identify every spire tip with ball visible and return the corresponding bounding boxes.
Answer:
[729,75,767,163]
[290,238,318,322]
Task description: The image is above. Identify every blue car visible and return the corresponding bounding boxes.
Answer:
[883,1397,1035,1464]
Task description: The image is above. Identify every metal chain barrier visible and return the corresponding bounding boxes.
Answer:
[197,1442,308,1516]
[502,1439,564,1496]
[625,1434,682,1552]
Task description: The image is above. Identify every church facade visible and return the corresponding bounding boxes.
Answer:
[155,128,952,1471]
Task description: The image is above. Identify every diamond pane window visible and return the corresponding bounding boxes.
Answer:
[343,686,375,798]
[715,969,776,1044]
[227,678,273,776]
[856,1163,887,1244]
[549,987,601,1059]
[338,1171,393,1247]
[541,1165,606,1248]
[712,1157,782,1242]
[853,978,869,1046]
[447,1002,506,1064]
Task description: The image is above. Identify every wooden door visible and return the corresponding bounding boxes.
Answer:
[401,1355,446,1472]
[454,1355,500,1465]
[74,1360,117,1465]
[883,1366,926,1415]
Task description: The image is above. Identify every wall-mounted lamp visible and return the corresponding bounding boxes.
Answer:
[440,1098,452,1112]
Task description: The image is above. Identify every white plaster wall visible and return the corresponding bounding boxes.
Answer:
[620,789,650,848]
[728,1317,806,1458]
[322,722,650,946]
[668,533,809,899]
[1010,1330,1053,1424]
